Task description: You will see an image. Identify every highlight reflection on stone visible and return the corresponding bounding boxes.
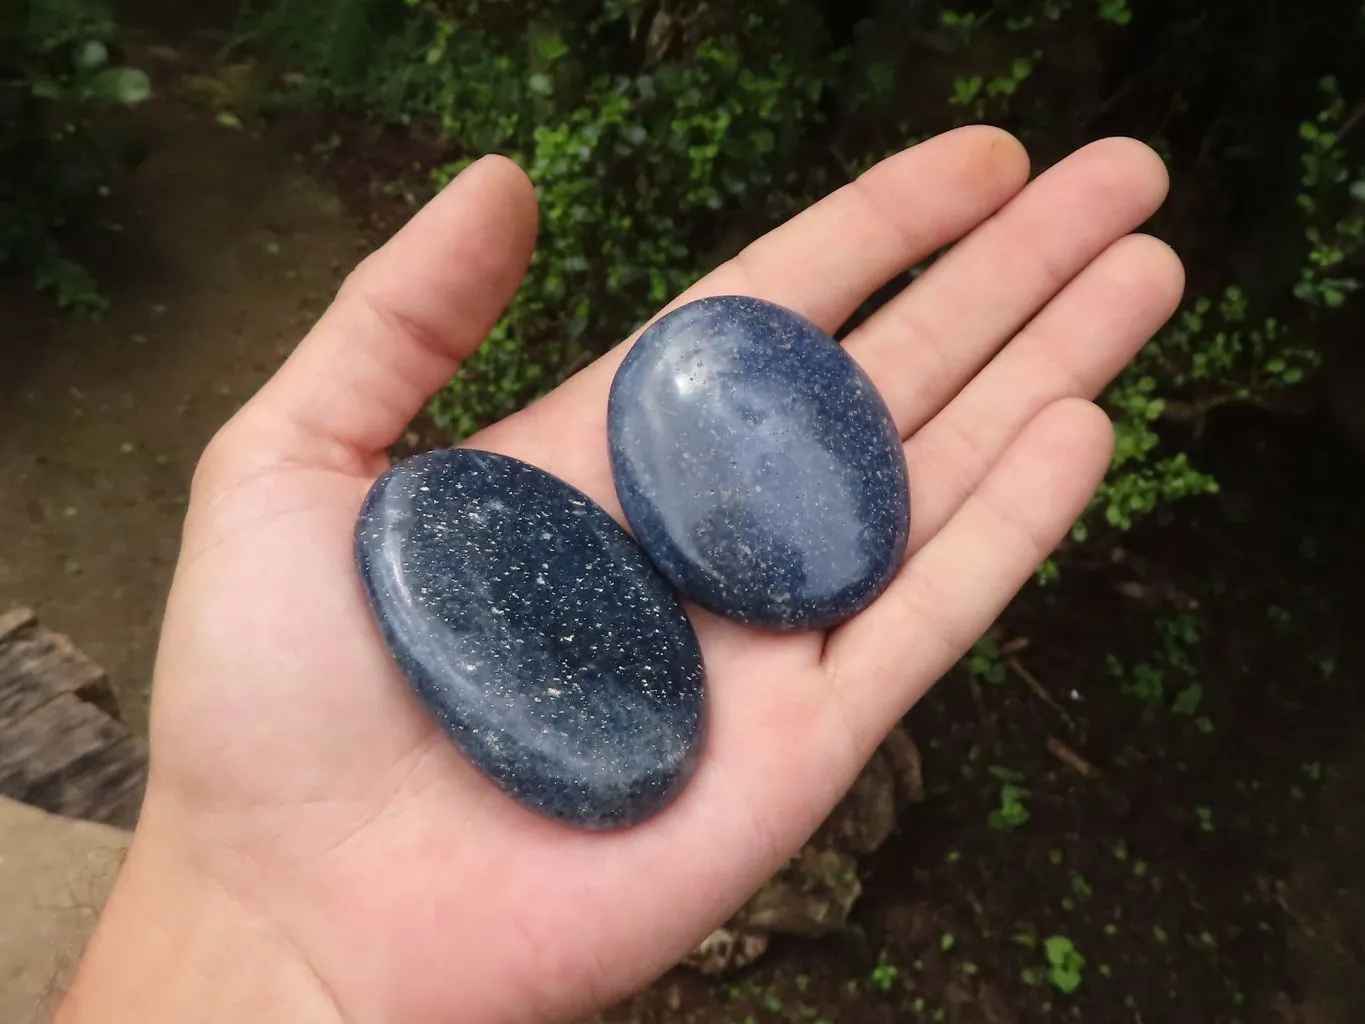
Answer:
[354,448,707,829]
[608,295,911,630]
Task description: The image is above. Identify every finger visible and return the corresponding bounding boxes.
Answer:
[235,156,539,472]
[903,233,1183,548]
[843,136,1170,438]
[476,127,1029,498]
[717,124,1030,334]
[823,398,1114,745]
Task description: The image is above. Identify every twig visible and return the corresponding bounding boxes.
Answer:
[1080,76,1138,131]
[1047,737,1101,779]
[1339,100,1365,142]
[1159,391,1279,437]
[1170,96,1234,237]
[1114,579,1202,612]
[1007,657,1072,726]
[1000,636,1030,657]
[966,674,990,724]
[560,347,597,378]
[964,674,1003,759]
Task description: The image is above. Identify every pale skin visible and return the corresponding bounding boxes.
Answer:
[53,126,1183,1024]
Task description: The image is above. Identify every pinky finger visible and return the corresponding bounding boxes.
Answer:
[822,398,1115,746]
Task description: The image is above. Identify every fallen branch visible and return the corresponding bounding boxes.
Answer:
[1047,737,1101,779]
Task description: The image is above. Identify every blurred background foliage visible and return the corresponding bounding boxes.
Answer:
[8,0,1365,555]
[2,0,152,315]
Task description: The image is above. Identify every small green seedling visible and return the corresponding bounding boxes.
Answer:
[988,784,1030,830]
[1044,935,1086,994]
[1172,683,1203,716]
[967,635,1008,683]
[870,951,899,993]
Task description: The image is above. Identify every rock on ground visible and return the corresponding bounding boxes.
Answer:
[0,798,130,1024]
[682,723,923,974]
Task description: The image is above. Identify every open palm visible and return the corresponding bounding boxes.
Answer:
[131,127,1180,1024]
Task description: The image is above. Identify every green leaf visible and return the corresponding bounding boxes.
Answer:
[90,66,152,106]
[535,32,569,64]
[1172,683,1203,715]
[75,40,109,70]
[1044,936,1074,964]
[31,77,63,100]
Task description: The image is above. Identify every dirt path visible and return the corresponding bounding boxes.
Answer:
[0,43,366,730]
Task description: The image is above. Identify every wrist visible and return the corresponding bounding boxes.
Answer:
[53,799,343,1024]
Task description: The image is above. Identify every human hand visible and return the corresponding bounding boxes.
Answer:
[56,127,1182,1024]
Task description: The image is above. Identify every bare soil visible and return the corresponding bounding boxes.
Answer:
[0,38,367,731]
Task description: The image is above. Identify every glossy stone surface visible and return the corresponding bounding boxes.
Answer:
[354,448,707,829]
[608,295,910,630]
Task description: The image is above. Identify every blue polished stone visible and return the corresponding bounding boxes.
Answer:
[607,295,910,631]
[354,448,707,829]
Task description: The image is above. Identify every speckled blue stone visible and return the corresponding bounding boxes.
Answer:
[607,295,910,631]
[354,448,707,829]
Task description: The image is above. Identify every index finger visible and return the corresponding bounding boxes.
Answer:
[474,126,1030,504]
[208,155,539,482]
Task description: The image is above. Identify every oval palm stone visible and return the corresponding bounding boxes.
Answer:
[608,295,910,630]
[354,448,707,829]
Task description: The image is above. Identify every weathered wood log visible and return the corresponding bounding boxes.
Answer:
[0,608,147,829]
